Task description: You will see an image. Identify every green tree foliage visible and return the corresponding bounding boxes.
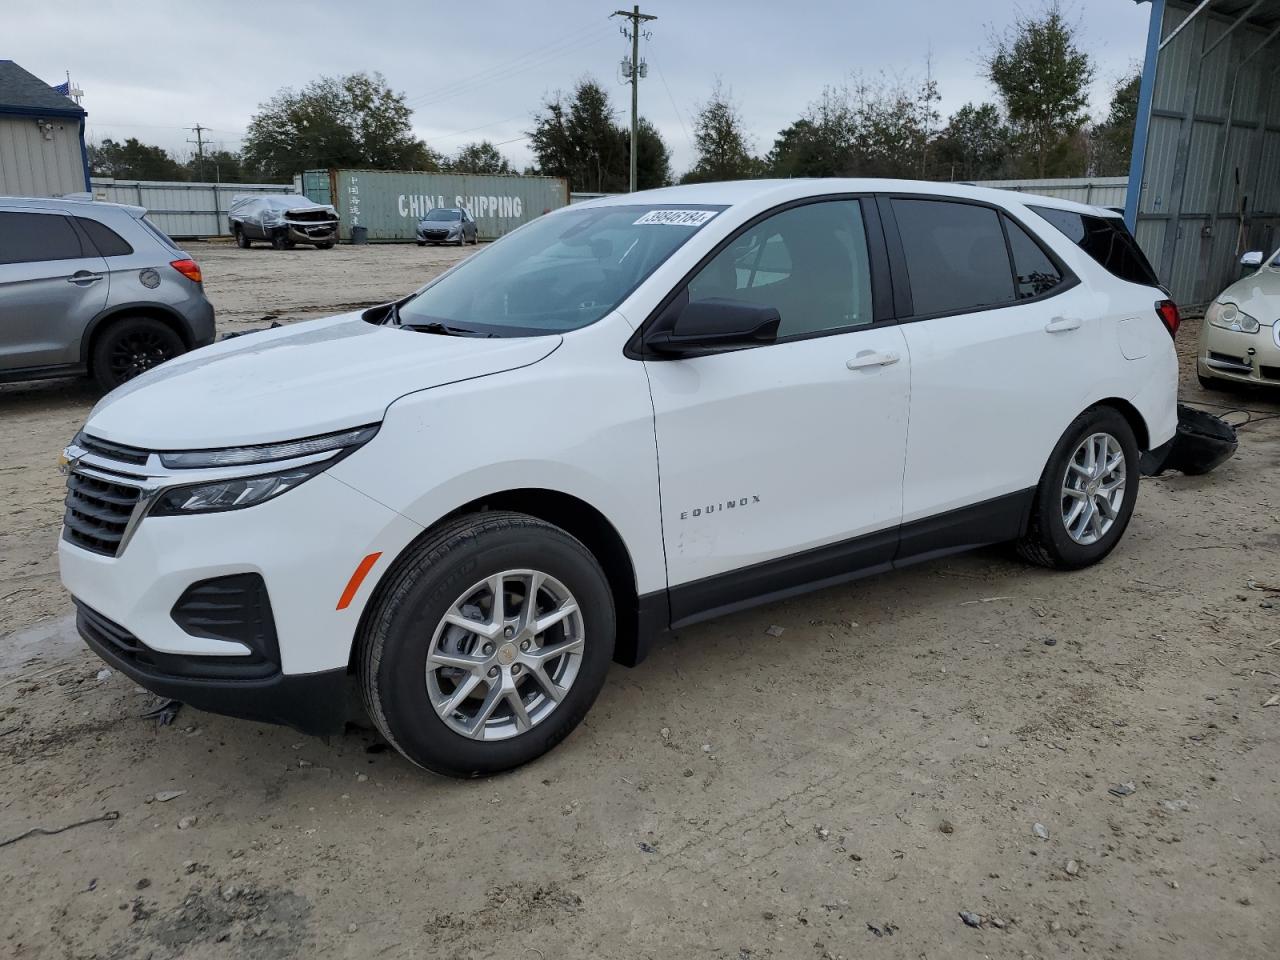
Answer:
[984,2,1094,177]
[765,76,940,179]
[528,78,671,191]
[681,82,759,183]
[1090,71,1141,176]
[243,72,441,180]
[931,102,1015,181]
[88,138,187,180]
[448,140,514,175]
[183,149,265,183]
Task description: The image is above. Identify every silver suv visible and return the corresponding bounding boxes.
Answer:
[0,196,215,391]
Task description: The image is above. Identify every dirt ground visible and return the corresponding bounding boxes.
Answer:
[1,240,1278,960]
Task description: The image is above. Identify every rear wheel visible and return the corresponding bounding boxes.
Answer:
[1017,407,1139,570]
[91,316,185,391]
[358,512,615,777]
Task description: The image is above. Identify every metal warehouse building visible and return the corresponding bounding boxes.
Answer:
[1128,0,1280,305]
[0,60,89,197]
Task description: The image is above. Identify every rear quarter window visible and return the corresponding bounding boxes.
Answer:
[138,216,181,251]
[1029,205,1160,288]
[76,217,134,257]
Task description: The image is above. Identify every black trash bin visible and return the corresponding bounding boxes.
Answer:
[350,226,368,245]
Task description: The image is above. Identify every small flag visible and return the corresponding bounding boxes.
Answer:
[51,80,71,96]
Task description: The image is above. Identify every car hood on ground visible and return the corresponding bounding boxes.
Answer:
[85,313,561,450]
[1221,268,1280,322]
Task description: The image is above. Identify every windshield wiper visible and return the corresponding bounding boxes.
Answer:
[401,320,494,338]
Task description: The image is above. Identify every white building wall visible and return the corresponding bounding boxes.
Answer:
[0,114,85,197]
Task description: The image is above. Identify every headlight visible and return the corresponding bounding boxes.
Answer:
[159,425,377,469]
[1206,301,1260,333]
[150,464,324,516]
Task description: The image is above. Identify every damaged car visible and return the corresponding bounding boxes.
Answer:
[229,195,339,250]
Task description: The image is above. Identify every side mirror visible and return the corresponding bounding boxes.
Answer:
[1240,250,1264,268]
[646,297,780,356]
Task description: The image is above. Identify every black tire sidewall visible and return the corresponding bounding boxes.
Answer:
[366,521,615,777]
[92,317,185,391]
[1034,408,1140,569]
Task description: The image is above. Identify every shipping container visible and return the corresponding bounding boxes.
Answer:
[302,169,568,242]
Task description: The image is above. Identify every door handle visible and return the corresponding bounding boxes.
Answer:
[66,272,104,285]
[1044,316,1081,333]
[846,350,900,370]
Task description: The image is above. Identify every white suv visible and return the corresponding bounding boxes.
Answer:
[59,180,1178,776]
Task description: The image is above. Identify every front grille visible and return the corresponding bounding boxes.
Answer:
[423,229,449,240]
[63,470,142,556]
[78,433,150,465]
[76,601,146,659]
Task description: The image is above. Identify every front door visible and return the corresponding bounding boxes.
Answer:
[0,210,109,372]
[643,198,910,625]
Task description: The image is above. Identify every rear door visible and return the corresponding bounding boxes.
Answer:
[0,209,110,372]
[644,197,911,624]
[881,195,1097,545]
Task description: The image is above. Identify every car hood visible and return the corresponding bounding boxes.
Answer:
[85,313,561,450]
[1221,267,1280,322]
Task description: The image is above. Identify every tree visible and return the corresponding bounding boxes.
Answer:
[183,149,264,183]
[681,82,758,183]
[1090,71,1141,176]
[984,2,1094,177]
[528,78,670,191]
[448,141,513,175]
[633,118,673,188]
[242,72,440,180]
[529,78,627,192]
[88,138,188,180]
[932,102,1015,181]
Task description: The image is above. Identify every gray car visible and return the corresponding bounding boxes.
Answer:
[229,195,339,250]
[415,207,478,246]
[0,196,215,391]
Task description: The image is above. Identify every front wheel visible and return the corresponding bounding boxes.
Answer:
[358,512,615,777]
[1017,407,1139,570]
[235,227,250,249]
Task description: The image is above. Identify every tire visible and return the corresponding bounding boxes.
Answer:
[456,234,466,246]
[358,512,616,777]
[271,231,293,250]
[235,227,250,249]
[416,240,426,247]
[471,233,479,245]
[316,241,334,250]
[91,316,186,391]
[1016,406,1139,571]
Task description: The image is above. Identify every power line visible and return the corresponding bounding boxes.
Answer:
[651,56,693,156]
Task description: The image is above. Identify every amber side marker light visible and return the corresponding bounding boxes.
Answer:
[337,552,382,610]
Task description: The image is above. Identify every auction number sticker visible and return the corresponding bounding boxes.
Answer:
[634,209,718,226]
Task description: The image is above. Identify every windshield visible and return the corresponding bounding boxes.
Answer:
[424,208,462,221]
[397,204,723,336]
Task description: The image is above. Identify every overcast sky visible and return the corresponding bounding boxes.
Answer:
[9,0,1152,178]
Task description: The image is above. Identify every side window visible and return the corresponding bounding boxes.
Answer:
[892,198,1014,316]
[1029,205,1160,287]
[76,217,134,257]
[0,211,85,265]
[687,200,873,338]
[1003,216,1064,299]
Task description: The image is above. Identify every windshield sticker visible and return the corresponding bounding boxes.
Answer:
[634,209,717,226]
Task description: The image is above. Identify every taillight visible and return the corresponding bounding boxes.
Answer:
[1155,299,1179,339]
[170,259,202,284]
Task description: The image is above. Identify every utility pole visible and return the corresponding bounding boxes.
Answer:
[187,124,208,182]
[612,5,656,192]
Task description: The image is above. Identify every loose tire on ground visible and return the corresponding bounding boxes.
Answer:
[358,511,615,777]
[91,316,186,392]
[1017,406,1139,571]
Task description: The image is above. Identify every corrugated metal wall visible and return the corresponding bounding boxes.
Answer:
[89,179,294,238]
[322,170,569,241]
[971,177,1130,208]
[0,115,86,197]
[1134,0,1280,305]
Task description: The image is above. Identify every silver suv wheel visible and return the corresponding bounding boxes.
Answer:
[426,569,585,741]
[1061,431,1126,545]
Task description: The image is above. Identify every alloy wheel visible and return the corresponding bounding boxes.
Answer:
[1061,432,1126,545]
[425,569,585,741]
[109,330,177,382]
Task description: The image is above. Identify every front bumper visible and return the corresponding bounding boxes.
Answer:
[76,599,351,734]
[1198,319,1280,386]
[416,228,460,243]
[285,224,337,245]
